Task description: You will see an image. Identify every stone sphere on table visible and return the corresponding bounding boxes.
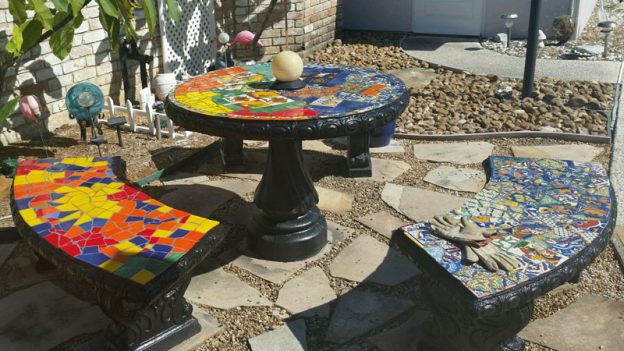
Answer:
[271,50,304,82]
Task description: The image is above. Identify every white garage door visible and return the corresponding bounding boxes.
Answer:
[412,0,484,36]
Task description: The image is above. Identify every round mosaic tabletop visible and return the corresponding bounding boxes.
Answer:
[165,62,409,140]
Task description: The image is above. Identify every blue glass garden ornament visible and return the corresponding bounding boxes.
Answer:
[66,83,105,151]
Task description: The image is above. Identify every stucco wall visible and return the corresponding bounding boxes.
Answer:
[342,0,411,32]
[342,0,597,39]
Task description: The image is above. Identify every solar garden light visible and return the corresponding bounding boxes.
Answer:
[501,14,519,48]
[598,21,616,58]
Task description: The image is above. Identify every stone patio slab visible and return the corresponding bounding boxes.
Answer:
[356,211,408,239]
[5,253,53,291]
[413,142,494,164]
[205,178,259,197]
[317,186,353,213]
[0,227,19,268]
[171,310,223,351]
[387,67,437,90]
[382,183,470,222]
[519,295,624,351]
[185,268,271,309]
[327,221,355,243]
[161,172,210,186]
[424,166,486,193]
[249,319,307,351]
[325,289,414,344]
[0,282,109,351]
[159,184,239,217]
[329,235,419,286]
[325,138,406,154]
[276,267,336,317]
[511,144,602,162]
[228,243,332,285]
[353,158,411,183]
[367,311,429,351]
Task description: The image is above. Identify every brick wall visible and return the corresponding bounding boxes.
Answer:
[0,1,163,144]
[214,0,339,60]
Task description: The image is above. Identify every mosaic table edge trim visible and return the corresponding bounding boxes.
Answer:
[170,62,406,121]
[13,157,220,285]
[401,156,614,298]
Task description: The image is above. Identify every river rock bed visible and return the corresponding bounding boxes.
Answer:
[306,32,615,136]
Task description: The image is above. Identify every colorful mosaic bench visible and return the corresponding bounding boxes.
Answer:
[394,156,616,351]
[10,157,225,351]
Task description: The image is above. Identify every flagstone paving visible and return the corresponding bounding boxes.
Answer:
[356,210,409,239]
[519,295,624,351]
[424,166,486,193]
[185,268,272,309]
[171,310,223,351]
[227,243,333,285]
[0,282,109,351]
[317,186,354,213]
[351,158,411,182]
[367,311,430,351]
[325,289,414,344]
[0,228,18,268]
[387,67,437,90]
[248,319,307,351]
[276,267,336,317]
[413,142,494,164]
[329,235,419,286]
[325,138,406,154]
[5,253,54,291]
[511,144,603,162]
[382,183,470,221]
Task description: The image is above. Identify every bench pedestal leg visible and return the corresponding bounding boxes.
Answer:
[221,137,244,170]
[102,275,199,351]
[347,132,372,177]
[419,275,533,351]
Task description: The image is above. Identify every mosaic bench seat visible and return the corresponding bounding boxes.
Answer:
[10,157,225,351]
[394,156,616,351]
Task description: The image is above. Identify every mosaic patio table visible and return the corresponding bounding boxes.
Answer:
[166,63,408,261]
[395,156,616,351]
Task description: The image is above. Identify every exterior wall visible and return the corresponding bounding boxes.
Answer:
[574,0,598,38]
[341,0,411,32]
[0,1,163,144]
[342,0,595,39]
[214,0,338,60]
[482,0,574,38]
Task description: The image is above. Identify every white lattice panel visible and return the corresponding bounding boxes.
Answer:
[158,0,218,79]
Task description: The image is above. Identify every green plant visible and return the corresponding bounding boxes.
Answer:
[0,0,181,126]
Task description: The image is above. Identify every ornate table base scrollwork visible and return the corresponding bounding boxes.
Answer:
[418,275,532,351]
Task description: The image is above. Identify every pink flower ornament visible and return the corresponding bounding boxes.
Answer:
[19,95,42,122]
[227,30,264,47]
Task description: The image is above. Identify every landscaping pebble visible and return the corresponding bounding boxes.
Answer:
[413,142,494,164]
[329,235,419,286]
[248,319,307,351]
[352,158,411,182]
[356,210,409,239]
[185,268,272,309]
[325,289,414,343]
[367,311,430,351]
[276,267,336,317]
[511,144,602,162]
[381,183,470,221]
[424,166,486,193]
[0,282,108,351]
[317,186,353,213]
[520,295,624,351]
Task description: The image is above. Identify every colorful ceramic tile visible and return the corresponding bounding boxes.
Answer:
[401,156,613,298]
[13,157,220,285]
[170,63,406,120]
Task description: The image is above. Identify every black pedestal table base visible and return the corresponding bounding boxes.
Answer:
[247,139,327,261]
[221,137,245,169]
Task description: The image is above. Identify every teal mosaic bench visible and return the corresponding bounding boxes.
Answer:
[10,157,225,350]
[394,156,616,351]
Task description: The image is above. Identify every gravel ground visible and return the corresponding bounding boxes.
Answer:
[307,32,615,136]
[482,1,624,61]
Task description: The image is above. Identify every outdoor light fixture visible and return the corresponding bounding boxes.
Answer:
[598,21,616,58]
[501,13,519,48]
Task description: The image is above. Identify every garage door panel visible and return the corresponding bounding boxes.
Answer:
[413,0,483,36]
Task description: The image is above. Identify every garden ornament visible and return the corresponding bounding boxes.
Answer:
[428,215,522,272]
[227,30,264,47]
[19,95,49,157]
[66,83,105,152]
[271,50,305,90]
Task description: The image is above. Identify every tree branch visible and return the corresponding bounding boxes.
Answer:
[252,0,279,60]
